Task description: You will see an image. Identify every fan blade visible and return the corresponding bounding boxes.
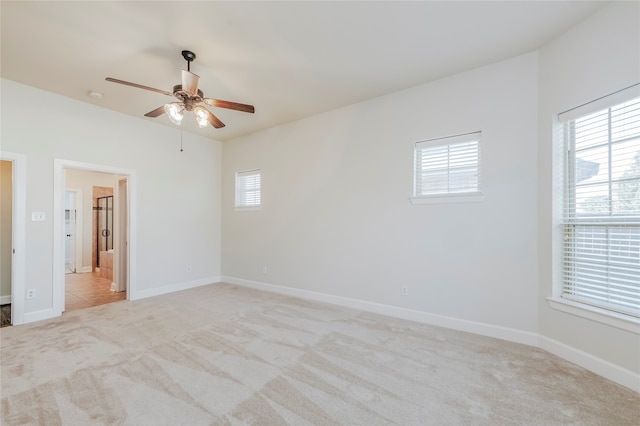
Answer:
[106,78,173,96]
[144,105,166,117]
[182,70,199,96]
[203,98,255,113]
[207,109,225,128]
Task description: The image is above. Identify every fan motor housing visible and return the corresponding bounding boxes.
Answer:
[173,84,204,110]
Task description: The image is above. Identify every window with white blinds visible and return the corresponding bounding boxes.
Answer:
[235,169,261,209]
[560,87,640,318]
[414,132,481,197]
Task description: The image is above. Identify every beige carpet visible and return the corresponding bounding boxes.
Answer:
[1,283,638,425]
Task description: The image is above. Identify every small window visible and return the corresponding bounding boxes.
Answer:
[412,132,482,203]
[235,169,261,210]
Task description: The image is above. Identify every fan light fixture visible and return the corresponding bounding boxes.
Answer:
[164,103,184,125]
[193,106,209,128]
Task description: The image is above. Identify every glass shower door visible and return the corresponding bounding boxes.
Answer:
[96,195,113,267]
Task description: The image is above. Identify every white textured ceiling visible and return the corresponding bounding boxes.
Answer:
[1,1,606,141]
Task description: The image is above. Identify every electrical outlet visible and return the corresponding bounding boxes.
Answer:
[186,266,192,273]
[26,289,36,299]
[262,266,268,275]
[401,286,408,296]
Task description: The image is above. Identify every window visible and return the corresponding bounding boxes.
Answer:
[560,89,640,318]
[235,169,261,210]
[412,132,482,203]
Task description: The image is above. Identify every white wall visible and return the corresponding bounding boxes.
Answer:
[538,1,640,375]
[1,79,222,319]
[222,52,540,335]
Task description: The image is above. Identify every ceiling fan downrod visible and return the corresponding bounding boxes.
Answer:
[181,50,196,72]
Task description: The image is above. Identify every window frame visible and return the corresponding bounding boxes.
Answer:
[551,85,640,332]
[235,169,261,211]
[411,131,484,204]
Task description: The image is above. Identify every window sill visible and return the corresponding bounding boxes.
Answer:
[410,192,485,205]
[547,297,640,335]
[234,206,261,212]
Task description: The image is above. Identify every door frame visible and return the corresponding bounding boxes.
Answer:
[115,178,128,292]
[53,159,137,315]
[0,151,26,325]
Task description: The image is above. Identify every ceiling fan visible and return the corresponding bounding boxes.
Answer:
[106,50,254,129]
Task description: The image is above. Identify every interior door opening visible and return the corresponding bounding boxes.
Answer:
[1,160,13,327]
[64,207,76,273]
[53,159,136,319]
[1,152,26,326]
[64,190,80,274]
[60,167,130,313]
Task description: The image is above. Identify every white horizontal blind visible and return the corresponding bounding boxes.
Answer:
[414,132,481,196]
[236,169,261,208]
[562,94,640,317]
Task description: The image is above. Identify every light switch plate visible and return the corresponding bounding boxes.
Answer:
[31,211,46,221]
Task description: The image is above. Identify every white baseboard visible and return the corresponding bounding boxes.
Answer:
[221,276,539,345]
[0,295,11,305]
[67,267,94,274]
[538,335,640,393]
[23,308,58,324]
[131,275,221,301]
[222,276,638,393]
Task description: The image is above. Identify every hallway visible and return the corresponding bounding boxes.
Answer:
[65,271,126,312]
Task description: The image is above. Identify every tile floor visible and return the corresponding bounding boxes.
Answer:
[65,271,126,312]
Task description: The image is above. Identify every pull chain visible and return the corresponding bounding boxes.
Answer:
[180,131,184,152]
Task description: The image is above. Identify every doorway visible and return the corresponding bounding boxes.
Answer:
[64,204,76,273]
[65,175,123,311]
[53,159,137,317]
[0,152,26,326]
[64,189,82,275]
[1,160,13,326]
